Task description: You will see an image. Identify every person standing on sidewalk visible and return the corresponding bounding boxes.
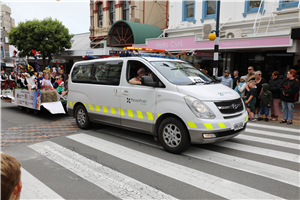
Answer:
[279,69,300,125]
[214,69,233,88]
[232,70,240,89]
[269,71,283,121]
[258,83,272,122]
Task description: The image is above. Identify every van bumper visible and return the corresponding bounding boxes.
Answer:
[187,110,248,144]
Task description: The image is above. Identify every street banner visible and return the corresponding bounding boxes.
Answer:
[14,90,41,110]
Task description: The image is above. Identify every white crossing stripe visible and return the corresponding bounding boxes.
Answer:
[247,123,300,133]
[215,141,300,163]
[184,148,300,187]
[236,134,300,150]
[21,167,64,200]
[29,141,177,200]
[245,128,299,140]
[68,133,284,200]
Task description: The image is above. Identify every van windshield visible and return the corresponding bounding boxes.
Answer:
[150,61,214,85]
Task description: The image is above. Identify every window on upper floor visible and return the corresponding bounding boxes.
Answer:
[182,1,196,23]
[243,0,265,18]
[123,1,130,21]
[110,1,116,25]
[98,2,103,28]
[277,0,299,11]
[201,0,217,23]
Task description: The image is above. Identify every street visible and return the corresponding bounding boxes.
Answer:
[1,100,300,200]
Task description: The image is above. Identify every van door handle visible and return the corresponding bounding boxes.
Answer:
[121,90,129,96]
[113,89,118,96]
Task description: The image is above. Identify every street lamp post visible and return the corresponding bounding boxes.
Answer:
[208,0,221,76]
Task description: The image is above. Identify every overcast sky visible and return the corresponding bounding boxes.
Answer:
[3,0,90,35]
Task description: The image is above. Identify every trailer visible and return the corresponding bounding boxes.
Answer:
[3,89,66,115]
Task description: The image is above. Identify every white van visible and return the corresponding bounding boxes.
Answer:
[67,56,248,154]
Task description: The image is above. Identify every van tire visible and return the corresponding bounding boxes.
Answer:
[75,105,91,129]
[158,117,191,154]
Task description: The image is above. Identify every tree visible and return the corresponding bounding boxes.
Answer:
[8,17,73,69]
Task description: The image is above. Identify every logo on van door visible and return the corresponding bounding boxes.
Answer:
[127,97,147,105]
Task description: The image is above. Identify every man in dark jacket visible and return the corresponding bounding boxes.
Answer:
[232,70,240,89]
[269,71,283,120]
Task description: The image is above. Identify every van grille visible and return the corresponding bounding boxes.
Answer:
[214,98,244,114]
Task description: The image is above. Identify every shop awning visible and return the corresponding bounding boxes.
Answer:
[107,20,163,47]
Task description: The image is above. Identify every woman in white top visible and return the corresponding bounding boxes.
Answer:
[40,72,53,90]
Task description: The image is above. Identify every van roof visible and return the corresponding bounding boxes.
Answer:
[74,57,185,65]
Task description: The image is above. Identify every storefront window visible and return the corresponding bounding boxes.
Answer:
[123,1,130,21]
[201,0,217,23]
[110,1,115,25]
[98,2,103,28]
[182,1,196,23]
[242,0,265,18]
[277,0,299,11]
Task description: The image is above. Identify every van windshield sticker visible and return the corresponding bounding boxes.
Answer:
[127,97,147,105]
[218,92,233,96]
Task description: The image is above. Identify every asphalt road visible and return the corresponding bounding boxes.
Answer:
[1,100,299,200]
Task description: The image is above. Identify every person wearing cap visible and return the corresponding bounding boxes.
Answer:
[214,69,233,88]
[16,73,28,89]
[129,66,148,85]
[234,76,247,97]
[1,70,9,90]
[57,81,67,99]
[23,73,37,91]
[9,71,17,89]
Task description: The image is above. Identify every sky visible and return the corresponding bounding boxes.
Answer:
[2,0,90,35]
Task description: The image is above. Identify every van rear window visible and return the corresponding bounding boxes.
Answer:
[71,64,93,83]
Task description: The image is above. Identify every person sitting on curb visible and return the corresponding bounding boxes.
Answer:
[1,153,22,200]
[214,69,233,88]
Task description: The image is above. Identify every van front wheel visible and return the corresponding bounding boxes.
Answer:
[75,105,91,129]
[158,117,191,154]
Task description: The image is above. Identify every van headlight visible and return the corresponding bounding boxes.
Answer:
[184,96,216,119]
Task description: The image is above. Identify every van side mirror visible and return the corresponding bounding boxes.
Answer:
[141,76,157,87]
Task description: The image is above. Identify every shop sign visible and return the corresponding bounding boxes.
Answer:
[85,51,94,55]
[109,50,119,55]
[143,36,291,51]
[194,52,213,57]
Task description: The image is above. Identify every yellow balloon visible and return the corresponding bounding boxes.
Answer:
[208,33,216,41]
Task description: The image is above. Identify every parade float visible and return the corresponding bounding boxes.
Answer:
[2,50,66,114]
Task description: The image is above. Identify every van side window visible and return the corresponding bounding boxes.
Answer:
[71,64,93,82]
[93,61,123,85]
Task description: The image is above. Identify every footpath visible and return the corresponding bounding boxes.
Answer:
[268,102,300,126]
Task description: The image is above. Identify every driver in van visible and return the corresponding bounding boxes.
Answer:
[129,67,152,85]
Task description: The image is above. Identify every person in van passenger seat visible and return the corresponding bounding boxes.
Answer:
[129,67,146,85]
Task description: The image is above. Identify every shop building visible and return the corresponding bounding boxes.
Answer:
[90,0,168,49]
[137,0,300,81]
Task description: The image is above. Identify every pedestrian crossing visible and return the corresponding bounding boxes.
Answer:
[3,123,299,200]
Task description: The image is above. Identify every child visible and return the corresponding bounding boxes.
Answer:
[40,72,53,91]
[1,153,22,200]
[258,83,272,122]
[244,80,257,122]
[57,81,67,99]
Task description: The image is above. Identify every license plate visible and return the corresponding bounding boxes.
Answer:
[233,122,243,131]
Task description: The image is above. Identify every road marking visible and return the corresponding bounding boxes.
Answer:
[29,141,177,200]
[68,133,284,200]
[236,134,300,150]
[21,167,64,200]
[246,123,300,133]
[245,128,299,140]
[215,141,299,163]
[184,148,300,187]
